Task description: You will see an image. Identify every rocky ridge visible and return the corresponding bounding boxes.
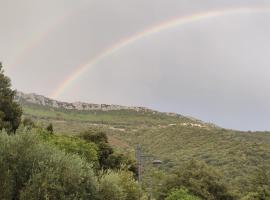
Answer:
[15,91,152,112]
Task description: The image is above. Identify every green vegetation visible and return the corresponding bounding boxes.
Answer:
[99,170,139,200]
[0,63,22,133]
[0,67,141,199]
[22,117,35,128]
[80,129,137,173]
[1,62,270,199]
[46,123,54,134]
[0,131,98,200]
[19,101,270,199]
[165,188,201,200]
[0,128,141,200]
[159,160,235,200]
[38,130,99,166]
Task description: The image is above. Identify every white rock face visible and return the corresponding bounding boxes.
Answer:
[15,91,151,112]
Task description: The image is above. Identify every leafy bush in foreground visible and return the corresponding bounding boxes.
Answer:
[98,170,139,200]
[165,188,201,200]
[0,131,98,200]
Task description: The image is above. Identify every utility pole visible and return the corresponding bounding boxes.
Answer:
[136,145,156,199]
[136,145,142,184]
[136,145,142,199]
[135,144,165,200]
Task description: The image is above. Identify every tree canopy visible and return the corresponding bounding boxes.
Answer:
[159,160,235,200]
[0,63,22,133]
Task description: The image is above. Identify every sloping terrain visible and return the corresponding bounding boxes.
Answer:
[16,92,270,196]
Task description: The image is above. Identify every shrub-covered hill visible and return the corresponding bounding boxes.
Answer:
[17,92,270,197]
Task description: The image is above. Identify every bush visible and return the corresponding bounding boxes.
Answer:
[0,131,98,200]
[98,171,125,200]
[80,129,137,173]
[250,167,270,199]
[46,123,54,134]
[165,188,201,200]
[22,117,35,129]
[80,129,108,144]
[37,130,99,167]
[241,192,261,200]
[98,170,139,200]
[159,160,235,200]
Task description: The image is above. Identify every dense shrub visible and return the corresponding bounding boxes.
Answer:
[0,131,98,200]
[39,131,99,166]
[46,123,54,134]
[80,129,113,168]
[98,170,139,200]
[165,188,201,200]
[80,128,108,144]
[22,117,35,129]
[159,160,235,200]
[249,167,270,199]
[240,192,261,200]
[80,129,137,173]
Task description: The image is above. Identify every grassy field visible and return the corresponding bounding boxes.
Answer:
[21,102,270,197]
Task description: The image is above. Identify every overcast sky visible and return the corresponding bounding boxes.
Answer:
[1,0,270,131]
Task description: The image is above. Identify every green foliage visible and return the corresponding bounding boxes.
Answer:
[46,123,54,134]
[248,167,270,200]
[80,129,113,169]
[80,128,109,143]
[107,152,138,176]
[0,63,22,133]
[18,93,270,198]
[165,188,201,200]
[159,160,235,200]
[22,117,35,129]
[0,131,98,200]
[240,192,261,200]
[38,130,99,166]
[98,170,139,200]
[20,102,182,128]
[80,129,137,173]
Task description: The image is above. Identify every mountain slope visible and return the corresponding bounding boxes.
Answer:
[16,91,270,197]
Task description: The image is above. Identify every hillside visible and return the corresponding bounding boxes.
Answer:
[16,92,270,197]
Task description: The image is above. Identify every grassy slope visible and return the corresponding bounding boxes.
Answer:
[22,102,270,197]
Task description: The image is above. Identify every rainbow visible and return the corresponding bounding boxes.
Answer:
[50,6,270,99]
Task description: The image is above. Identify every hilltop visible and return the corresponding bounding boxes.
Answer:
[15,91,213,132]
[15,91,152,112]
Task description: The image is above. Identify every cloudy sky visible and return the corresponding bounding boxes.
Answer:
[1,0,270,131]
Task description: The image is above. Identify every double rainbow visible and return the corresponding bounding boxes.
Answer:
[38,6,270,98]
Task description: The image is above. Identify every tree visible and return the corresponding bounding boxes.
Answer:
[0,62,22,133]
[80,129,137,173]
[159,160,235,200]
[46,123,54,134]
